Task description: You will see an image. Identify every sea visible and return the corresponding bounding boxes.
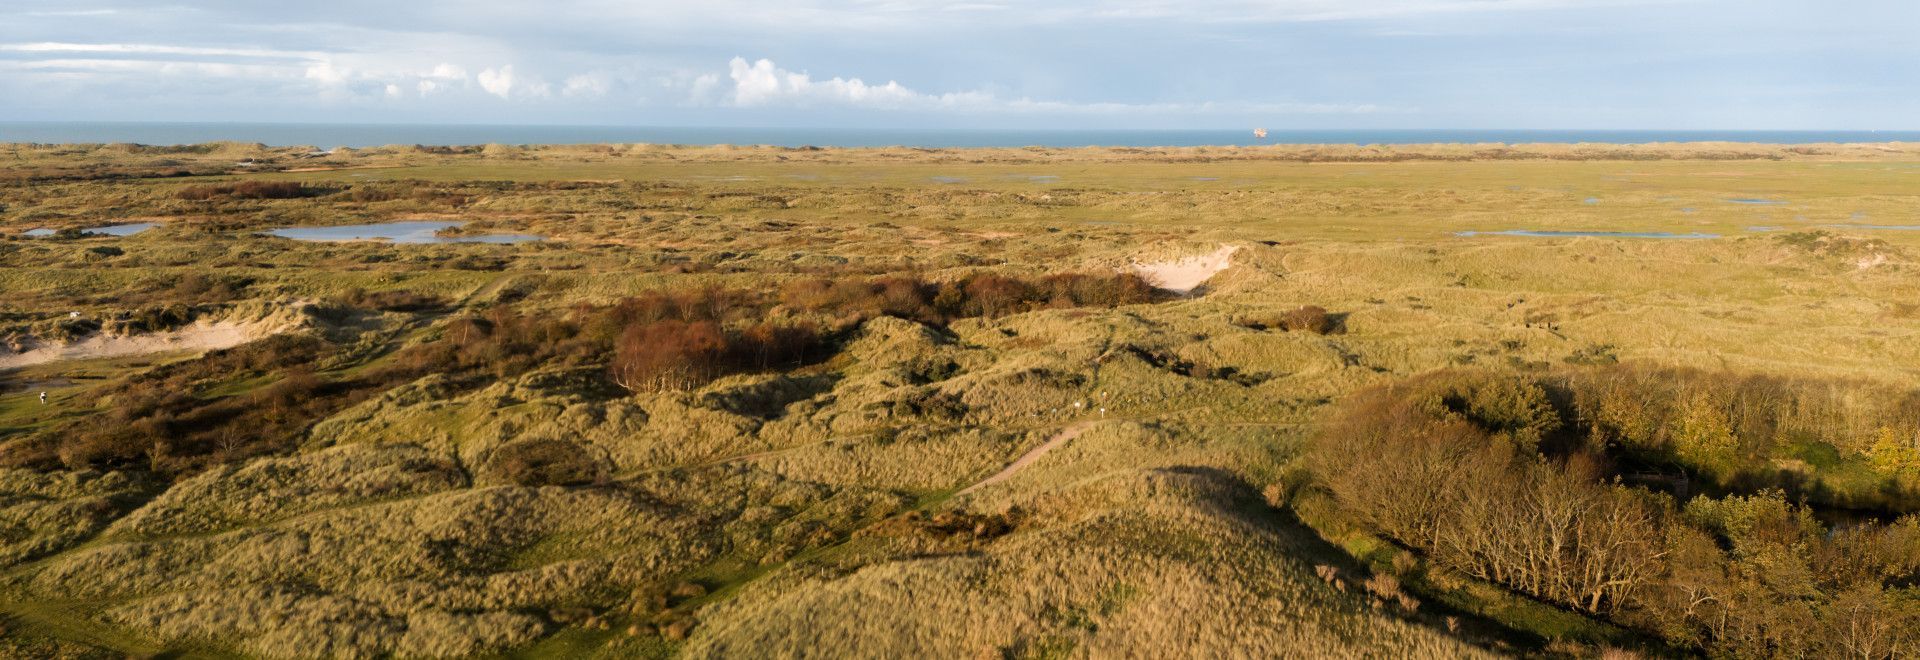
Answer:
[1,122,1915,148]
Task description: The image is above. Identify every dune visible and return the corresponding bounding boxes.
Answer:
[0,321,273,369]
[1131,244,1239,294]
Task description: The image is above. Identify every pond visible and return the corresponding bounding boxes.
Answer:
[1727,198,1787,205]
[263,221,544,244]
[89,222,160,236]
[1455,230,1719,239]
[21,222,159,238]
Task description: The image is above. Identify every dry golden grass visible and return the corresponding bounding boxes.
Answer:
[0,143,1916,657]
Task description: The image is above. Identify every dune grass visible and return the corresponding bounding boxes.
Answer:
[0,143,1915,657]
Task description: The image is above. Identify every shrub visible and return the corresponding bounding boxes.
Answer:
[177,180,316,200]
[611,320,729,392]
[610,320,827,392]
[780,271,1160,324]
[329,288,447,313]
[1237,305,1341,334]
[487,439,603,487]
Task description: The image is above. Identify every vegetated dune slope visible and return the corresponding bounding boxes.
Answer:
[3,144,1919,658]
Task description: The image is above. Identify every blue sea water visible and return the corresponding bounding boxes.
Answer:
[2,122,1917,148]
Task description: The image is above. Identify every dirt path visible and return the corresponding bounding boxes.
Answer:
[957,421,1095,496]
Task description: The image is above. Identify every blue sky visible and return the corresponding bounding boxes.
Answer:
[1,1,1913,129]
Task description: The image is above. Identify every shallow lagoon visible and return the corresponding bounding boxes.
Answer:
[21,222,159,238]
[263,221,543,244]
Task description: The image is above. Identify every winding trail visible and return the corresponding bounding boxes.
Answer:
[957,421,1095,496]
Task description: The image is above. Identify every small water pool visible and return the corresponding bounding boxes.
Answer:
[1727,198,1787,205]
[930,176,968,184]
[263,221,543,244]
[90,222,160,236]
[1456,230,1719,239]
[21,222,159,238]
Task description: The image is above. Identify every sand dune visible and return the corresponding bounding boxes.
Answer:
[0,321,271,370]
[1131,244,1239,294]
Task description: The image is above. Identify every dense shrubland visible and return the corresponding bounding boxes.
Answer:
[1561,366,1920,510]
[1308,366,1920,658]
[175,180,318,201]
[1,270,1161,477]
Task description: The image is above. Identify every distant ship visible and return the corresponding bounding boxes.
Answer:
[1253,128,1268,139]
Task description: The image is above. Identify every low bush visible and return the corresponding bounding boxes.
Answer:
[1236,305,1341,334]
[487,438,603,487]
[780,271,1160,324]
[177,180,317,201]
[329,288,448,313]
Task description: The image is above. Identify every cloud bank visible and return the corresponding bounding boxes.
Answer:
[694,57,1380,115]
[0,0,1910,128]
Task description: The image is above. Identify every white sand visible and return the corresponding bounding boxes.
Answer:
[0,321,270,370]
[1132,244,1239,294]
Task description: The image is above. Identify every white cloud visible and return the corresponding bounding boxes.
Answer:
[384,83,403,97]
[727,57,920,107]
[698,56,1382,115]
[420,0,1687,33]
[477,65,516,98]
[563,72,610,97]
[688,73,722,104]
[304,60,352,85]
[474,65,553,100]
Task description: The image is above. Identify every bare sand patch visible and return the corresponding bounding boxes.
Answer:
[1131,244,1240,294]
[0,321,275,370]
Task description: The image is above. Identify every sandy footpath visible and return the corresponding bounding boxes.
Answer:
[958,422,1095,496]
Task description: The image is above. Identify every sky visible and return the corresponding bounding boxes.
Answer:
[0,1,1914,129]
